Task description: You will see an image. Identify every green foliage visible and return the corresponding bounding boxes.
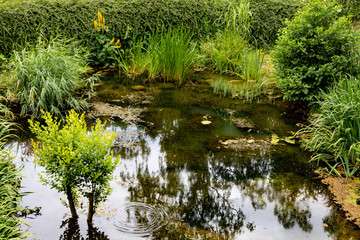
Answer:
[336,0,360,20]
[299,76,360,179]
[146,28,197,85]
[91,10,122,66]
[273,0,360,101]
[211,74,266,102]
[3,37,98,118]
[249,0,301,47]
[0,109,28,239]
[201,29,247,74]
[0,0,229,60]
[29,110,120,221]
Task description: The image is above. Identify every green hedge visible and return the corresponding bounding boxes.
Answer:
[0,0,301,58]
[0,0,228,57]
[250,0,302,47]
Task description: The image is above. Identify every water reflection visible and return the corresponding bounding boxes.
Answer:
[11,79,360,239]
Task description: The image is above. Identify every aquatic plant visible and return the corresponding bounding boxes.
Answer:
[0,110,28,239]
[146,28,197,85]
[118,38,148,79]
[299,76,360,179]
[242,49,264,82]
[201,29,247,74]
[273,0,360,101]
[29,110,120,222]
[211,76,266,102]
[4,37,99,118]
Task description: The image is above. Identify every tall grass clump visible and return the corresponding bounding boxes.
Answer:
[201,0,252,74]
[299,76,360,179]
[0,110,28,239]
[146,28,197,85]
[4,38,98,118]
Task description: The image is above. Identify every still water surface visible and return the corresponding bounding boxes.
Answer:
[9,73,360,239]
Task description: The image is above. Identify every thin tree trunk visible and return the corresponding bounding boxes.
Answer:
[66,185,78,218]
[87,192,94,224]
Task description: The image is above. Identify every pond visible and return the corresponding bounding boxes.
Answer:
[8,72,360,239]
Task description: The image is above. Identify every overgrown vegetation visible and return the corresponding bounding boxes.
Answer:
[29,110,120,223]
[273,0,360,101]
[0,109,28,239]
[2,38,98,118]
[299,76,360,179]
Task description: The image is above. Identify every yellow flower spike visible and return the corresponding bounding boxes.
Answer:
[98,10,102,23]
[110,37,115,45]
[115,44,121,49]
[94,20,98,30]
[103,16,105,25]
[115,39,120,45]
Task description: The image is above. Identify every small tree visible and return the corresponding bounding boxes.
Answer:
[29,110,120,223]
[273,0,360,101]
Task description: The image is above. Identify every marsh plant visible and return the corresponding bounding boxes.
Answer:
[29,110,120,222]
[299,76,360,179]
[211,75,266,102]
[4,37,99,118]
[0,111,28,239]
[146,28,197,85]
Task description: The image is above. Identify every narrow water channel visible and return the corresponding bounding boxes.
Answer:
[9,72,360,239]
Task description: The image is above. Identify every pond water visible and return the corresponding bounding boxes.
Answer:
[8,72,360,239]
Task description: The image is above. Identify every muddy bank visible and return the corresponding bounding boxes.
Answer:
[319,173,360,228]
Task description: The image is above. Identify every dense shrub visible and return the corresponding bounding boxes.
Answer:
[3,38,98,118]
[299,76,360,178]
[273,0,360,101]
[0,0,228,62]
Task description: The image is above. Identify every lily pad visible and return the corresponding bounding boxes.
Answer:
[201,120,212,125]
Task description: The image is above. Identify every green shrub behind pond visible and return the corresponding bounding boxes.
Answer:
[273,0,360,101]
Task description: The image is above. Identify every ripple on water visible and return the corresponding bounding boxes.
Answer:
[112,202,168,237]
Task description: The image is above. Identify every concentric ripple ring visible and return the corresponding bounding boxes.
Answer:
[112,202,168,237]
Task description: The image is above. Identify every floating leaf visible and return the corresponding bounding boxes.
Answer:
[201,120,211,125]
[285,136,295,144]
[271,133,280,144]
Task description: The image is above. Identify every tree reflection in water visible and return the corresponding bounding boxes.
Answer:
[114,105,326,238]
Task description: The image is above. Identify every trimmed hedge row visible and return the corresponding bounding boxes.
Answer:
[250,0,302,47]
[0,0,228,57]
[0,0,300,57]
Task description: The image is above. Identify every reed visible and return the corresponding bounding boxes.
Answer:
[299,76,360,179]
[0,109,28,239]
[146,28,197,86]
[5,37,97,118]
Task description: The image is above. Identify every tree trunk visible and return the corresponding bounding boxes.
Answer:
[66,185,78,218]
[87,192,94,224]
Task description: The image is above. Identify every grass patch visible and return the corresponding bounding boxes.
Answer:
[299,76,360,179]
[1,37,99,118]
